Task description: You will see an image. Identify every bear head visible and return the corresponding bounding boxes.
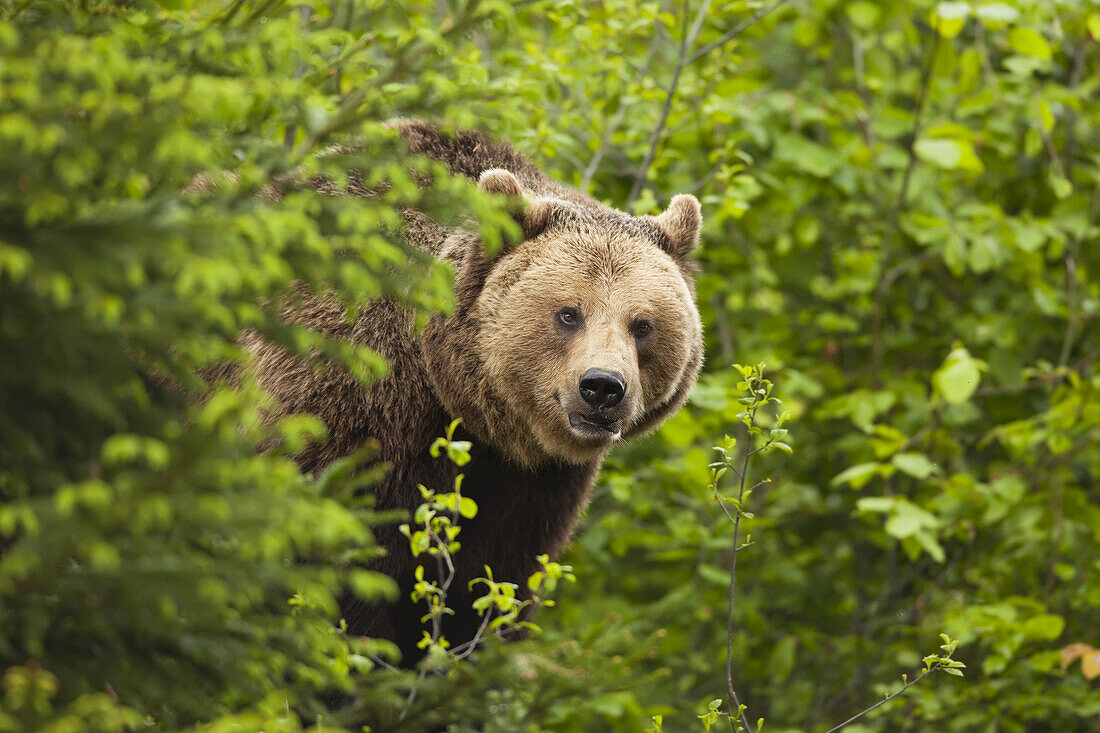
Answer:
[422,169,704,468]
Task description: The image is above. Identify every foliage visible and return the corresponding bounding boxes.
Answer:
[0,0,511,728]
[3,0,1100,731]
[529,0,1100,730]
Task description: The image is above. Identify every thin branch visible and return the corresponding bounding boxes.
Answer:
[823,665,940,733]
[974,348,1100,397]
[1057,183,1098,367]
[709,293,735,363]
[687,0,792,63]
[399,668,428,721]
[452,608,496,660]
[885,32,941,233]
[283,4,313,149]
[721,399,769,733]
[850,30,876,150]
[5,0,35,19]
[367,654,401,673]
[627,0,793,205]
[869,31,941,388]
[724,437,753,733]
[974,22,1000,93]
[581,34,663,191]
[627,0,713,206]
[1062,42,1087,179]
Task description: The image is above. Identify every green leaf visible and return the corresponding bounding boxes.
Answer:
[1023,614,1065,641]
[931,2,970,38]
[974,4,1019,24]
[857,497,896,513]
[846,2,881,30]
[1008,28,1052,60]
[913,530,946,562]
[933,346,983,404]
[458,496,478,519]
[914,137,982,172]
[831,462,885,489]
[1089,14,1100,40]
[891,452,941,480]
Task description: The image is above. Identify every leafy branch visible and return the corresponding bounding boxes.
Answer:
[823,635,965,733]
[701,368,965,733]
[395,419,575,718]
[703,364,790,732]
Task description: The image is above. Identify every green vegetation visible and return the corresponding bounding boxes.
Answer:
[2,0,1098,730]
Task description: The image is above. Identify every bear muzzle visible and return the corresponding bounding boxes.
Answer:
[565,368,629,440]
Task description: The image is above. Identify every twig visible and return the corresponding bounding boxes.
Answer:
[1057,183,1098,367]
[580,34,663,191]
[1062,42,1087,179]
[399,669,428,721]
[687,0,793,63]
[850,30,876,150]
[367,654,401,673]
[974,348,1100,397]
[626,0,793,205]
[869,30,941,388]
[974,22,1000,93]
[283,4,313,149]
[627,0,713,206]
[710,294,735,363]
[719,391,774,733]
[724,438,753,733]
[452,608,496,660]
[823,665,940,733]
[5,0,35,19]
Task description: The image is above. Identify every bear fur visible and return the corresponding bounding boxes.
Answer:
[242,121,704,663]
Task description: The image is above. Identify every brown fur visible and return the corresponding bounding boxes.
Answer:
[243,121,704,663]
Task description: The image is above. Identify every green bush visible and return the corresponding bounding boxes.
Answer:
[0,0,511,728]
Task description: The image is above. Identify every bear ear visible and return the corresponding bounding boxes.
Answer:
[478,168,523,197]
[647,193,702,259]
[478,168,552,242]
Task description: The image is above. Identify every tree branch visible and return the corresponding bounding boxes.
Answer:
[687,0,792,63]
[1057,182,1098,367]
[823,666,940,733]
[869,30,941,388]
[627,0,713,206]
[581,33,663,191]
[974,348,1100,397]
[627,0,793,206]
[724,437,753,733]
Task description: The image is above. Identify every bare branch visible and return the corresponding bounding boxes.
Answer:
[687,0,792,63]
[869,31,941,388]
[627,0,713,206]
[1057,183,1098,367]
[581,34,663,191]
[823,665,939,733]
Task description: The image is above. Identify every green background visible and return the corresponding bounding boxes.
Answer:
[1,1,1098,730]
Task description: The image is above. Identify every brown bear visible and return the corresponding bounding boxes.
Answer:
[242,121,704,664]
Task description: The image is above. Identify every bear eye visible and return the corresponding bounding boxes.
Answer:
[633,320,653,338]
[558,307,581,328]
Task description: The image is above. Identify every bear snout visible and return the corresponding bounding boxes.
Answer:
[578,368,626,410]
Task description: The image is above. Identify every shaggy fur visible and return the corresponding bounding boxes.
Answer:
[244,121,704,663]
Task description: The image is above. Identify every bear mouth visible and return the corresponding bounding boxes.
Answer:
[568,412,623,439]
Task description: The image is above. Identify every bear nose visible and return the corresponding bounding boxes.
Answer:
[579,368,626,410]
